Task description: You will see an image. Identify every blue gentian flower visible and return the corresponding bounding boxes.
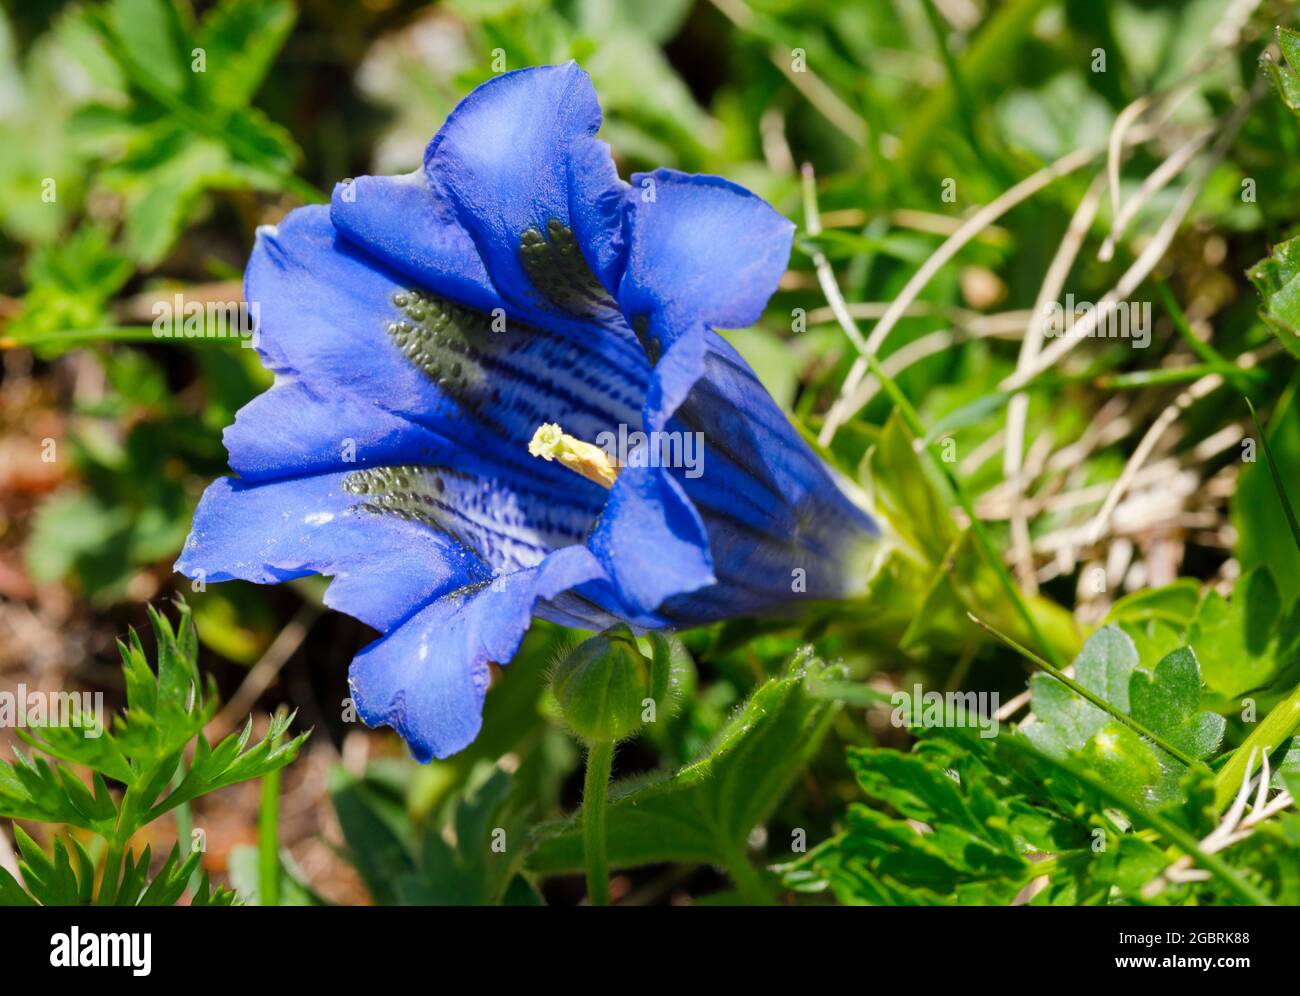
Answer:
[176,63,877,761]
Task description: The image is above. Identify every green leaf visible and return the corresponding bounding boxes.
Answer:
[780,737,1079,905]
[528,650,842,873]
[1235,382,1300,602]
[1270,27,1300,118]
[1023,626,1139,757]
[147,711,308,822]
[1078,722,1166,803]
[118,137,236,265]
[1247,235,1300,359]
[6,225,133,343]
[0,602,304,905]
[17,713,133,788]
[111,602,215,775]
[1187,568,1297,699]
[1022,626,1223,807]
[81,0,310,264]
[327,767,417,906]
[195,0,295,110]
[1130,648,1226,761]
[0,751,108,832]
[1105,579,1202,629]
[0,864,38,906]
[4,830,113,906]
[109,0,192,96]
[403,766,530,905]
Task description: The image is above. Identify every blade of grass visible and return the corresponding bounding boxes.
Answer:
[1154,276,1224,365]
[1098,363,1266,390]
[919,0,1010,186]
[1,326,254,349]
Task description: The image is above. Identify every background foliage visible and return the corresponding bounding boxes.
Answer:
[2,0,1300,905]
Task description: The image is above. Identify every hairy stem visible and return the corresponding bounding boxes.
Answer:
[723,845,778,906]
[583,741,614,906]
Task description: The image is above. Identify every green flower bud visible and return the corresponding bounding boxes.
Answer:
[552,626,652,743]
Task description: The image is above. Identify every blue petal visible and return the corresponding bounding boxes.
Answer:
[238,201,655,578]
[244,205,458,429]
[424,63,629,322]
[620,169,794,330]
[245,202,647,473]
[579,170,799,613]
[618,168,795,423]
[656,342,877,620]
[223,379,461,482]
[588,462,715,616]
[328,170,500,314]
[175,473,481,632]
[349,545,605,761]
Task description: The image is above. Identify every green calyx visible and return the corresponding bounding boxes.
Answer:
[552,626,685,744]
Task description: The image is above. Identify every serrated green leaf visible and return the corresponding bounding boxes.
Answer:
[1024,625,1139,757]
[0,863,37,906]
[17,720,134,787]
[1023,626,1224,808]
[0,752,105,831]
[780,736,1084,906]
[147,723,307,823]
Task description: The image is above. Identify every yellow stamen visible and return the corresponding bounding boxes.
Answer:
[528,422,619,490]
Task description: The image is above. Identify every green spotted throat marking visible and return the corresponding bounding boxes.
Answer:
[344,465,453,532]
[386,289,492,394]
[519,219,615,318]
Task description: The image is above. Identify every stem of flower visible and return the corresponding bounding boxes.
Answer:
[722,844,778,906]
[259,765,283,907]
[583,741,614,906]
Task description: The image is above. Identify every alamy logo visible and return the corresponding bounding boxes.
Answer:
[594,424,705,478]
[0,685,103,737]
[50,928,152,976]
[1041,293,1151,348]
[151,294,259,347]
[890,684,1000,739]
